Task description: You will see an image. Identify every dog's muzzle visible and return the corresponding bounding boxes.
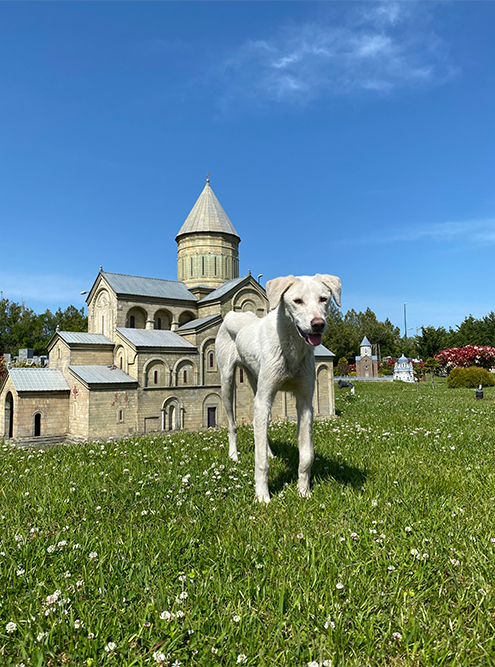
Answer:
[296,325,323,347]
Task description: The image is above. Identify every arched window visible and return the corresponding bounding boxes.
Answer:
[130,315,135,328]
[157,317,162,330]
[101,315,105,333]
[34,413,41,437]
[183,370,187,384]
[209,352,214,368]
[240,368,244,383]
[154,370,158,385]
[202,256,205,275]
[119,356,123,370]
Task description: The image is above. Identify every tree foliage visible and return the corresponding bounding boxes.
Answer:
[0,297,87,356]
[322,303,401,361]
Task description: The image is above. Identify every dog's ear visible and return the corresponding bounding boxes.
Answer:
[266,275,296,311]
[316,274,342,308]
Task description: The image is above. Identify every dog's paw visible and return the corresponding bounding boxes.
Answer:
[256,493,271,505]
[229,451,239,462]
[297,485,312,499]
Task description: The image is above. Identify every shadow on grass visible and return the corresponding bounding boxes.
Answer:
[268,439,367,496]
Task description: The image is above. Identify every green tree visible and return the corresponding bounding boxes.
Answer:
[0,298,87,356]
[415,326,449,360]
[423,357,440,389]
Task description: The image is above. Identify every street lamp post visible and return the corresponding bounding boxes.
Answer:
[404,302,408,339]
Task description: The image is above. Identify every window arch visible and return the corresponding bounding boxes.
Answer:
[175,358,196,387]
[178,311,195,327]
[154,309,172,331]
[144,360,167,387]
[126,307,147,329]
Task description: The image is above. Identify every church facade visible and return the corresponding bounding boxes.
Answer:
[0,180,335,445]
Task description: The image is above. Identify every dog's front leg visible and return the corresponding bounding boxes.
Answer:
[253,388,275,504]
[295,389,315,498]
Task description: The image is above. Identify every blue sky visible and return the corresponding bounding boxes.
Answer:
[1,1,494,333]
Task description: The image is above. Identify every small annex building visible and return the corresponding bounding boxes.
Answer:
[0,179,336,444]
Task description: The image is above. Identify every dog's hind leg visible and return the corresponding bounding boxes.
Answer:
[222,366,239,462]
[217,339,239,461]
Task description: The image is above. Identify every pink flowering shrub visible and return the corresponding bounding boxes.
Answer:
[435,345,495,372]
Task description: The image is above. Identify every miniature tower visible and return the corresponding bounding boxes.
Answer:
[355,336,378,378]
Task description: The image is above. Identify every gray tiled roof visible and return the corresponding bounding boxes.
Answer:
[58,331,113,345]
[102,272,197,302]
[9,368,70,392]
[175,182,240,240]
[116,328,196,349]
[69,366,138,386]
[314,345,335,357]
[177,314,220,331]
[360,336,371,346]
[198,275,248,304]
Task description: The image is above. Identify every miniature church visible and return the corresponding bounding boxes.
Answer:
[393,354,414,383]
[1,179,335,444]
[355,337,378,378]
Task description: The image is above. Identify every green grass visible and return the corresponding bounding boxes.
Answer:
[2,380,495,666]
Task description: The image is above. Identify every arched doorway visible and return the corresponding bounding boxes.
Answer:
[34,413,41,437]
[162,398,181,431]
[5,392,13,439]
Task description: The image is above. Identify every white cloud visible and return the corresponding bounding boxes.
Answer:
[376,219,495,245]
[217,2,455,106]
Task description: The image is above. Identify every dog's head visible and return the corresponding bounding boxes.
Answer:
[266,274,341,347]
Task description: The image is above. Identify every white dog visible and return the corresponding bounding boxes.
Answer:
[215,274,341,503]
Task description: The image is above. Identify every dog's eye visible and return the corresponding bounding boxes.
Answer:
[319,296,328,303]
[293,298,304,305]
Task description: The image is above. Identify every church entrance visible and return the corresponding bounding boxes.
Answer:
[5,393,13,439]
[207,407,216,428]
[34,413,41,437]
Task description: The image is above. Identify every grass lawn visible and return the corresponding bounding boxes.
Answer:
[2,379,495,666]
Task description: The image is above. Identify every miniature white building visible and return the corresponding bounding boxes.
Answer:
[393,354,414,383]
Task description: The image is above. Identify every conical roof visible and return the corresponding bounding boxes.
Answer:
[175,180,240,240]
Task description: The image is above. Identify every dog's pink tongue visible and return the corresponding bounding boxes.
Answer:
[307,334,322,346]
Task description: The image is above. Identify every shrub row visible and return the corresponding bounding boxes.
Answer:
[447,366,495,388]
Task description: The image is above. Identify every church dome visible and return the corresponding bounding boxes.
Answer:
[176,178,241,289]
[175,180,240,241]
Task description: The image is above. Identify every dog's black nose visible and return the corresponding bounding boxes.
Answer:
[311,317,325,332]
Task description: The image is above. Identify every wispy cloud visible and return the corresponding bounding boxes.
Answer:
[352,218,495,246]
[217,2,455,107]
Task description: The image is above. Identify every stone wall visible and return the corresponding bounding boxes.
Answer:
[87,387,138,439]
